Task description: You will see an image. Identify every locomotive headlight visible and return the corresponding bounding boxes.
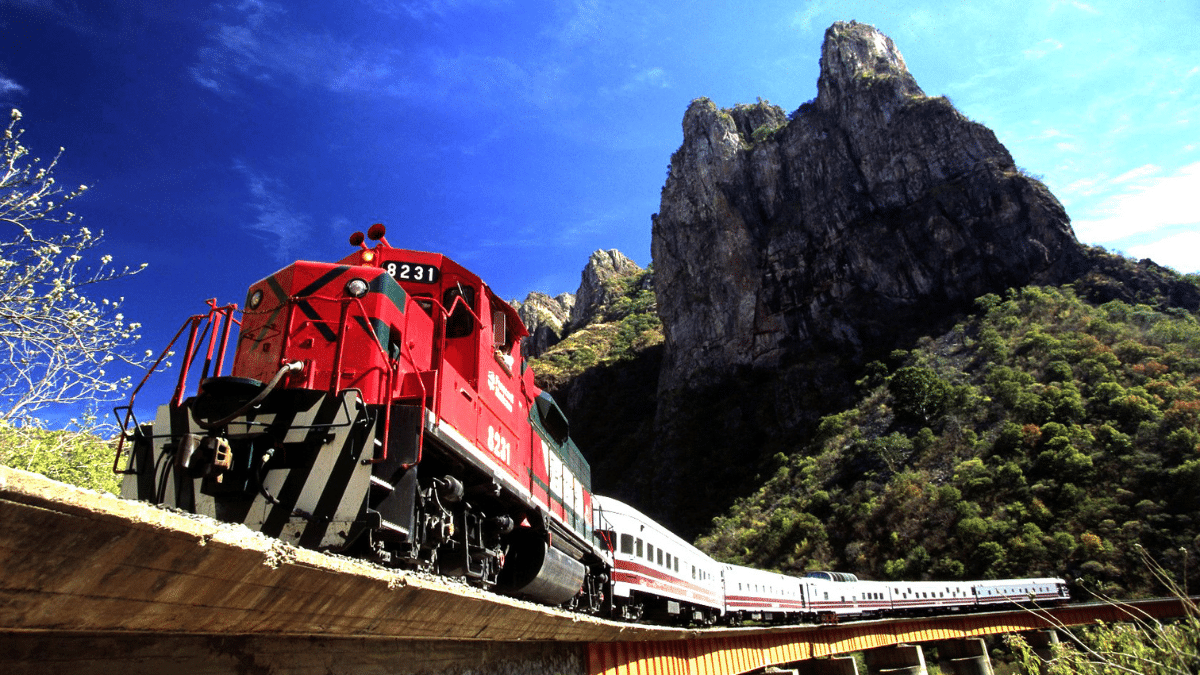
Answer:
[345,278,369,298]
[248,289,263,309]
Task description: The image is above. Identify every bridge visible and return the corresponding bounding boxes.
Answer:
[1,466,1191,675]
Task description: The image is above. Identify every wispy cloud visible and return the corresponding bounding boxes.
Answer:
[233,160,310,262]
[366,0,509,23]
[1071,162,1200,252]
[0,72,25,97]
[190,0,574,112]
[599,66,670,98]
[1126,230,1200,275]
[191,1,407,97]
[1050,0,1099,15]
[1023,39,1062,60]
[790,0,833,33]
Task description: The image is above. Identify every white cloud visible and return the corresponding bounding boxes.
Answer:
[190,2,406,97]
[1023,39,1063,60]
[189,1,571,112]
[1126,230,1200,274]
[790,0,832,32]
[368,0,508,22]
[1111,164,1159,184]
[233,160,310,262]
[0,74,24,97]
[1050,0,1099,14]
[1071,162,1200,244]
[602,66,670,97]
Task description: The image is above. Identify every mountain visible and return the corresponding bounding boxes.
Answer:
[513,291,574,359]
[644,20,1095,538]
[521,22,1199,557]
[517,252,662,496]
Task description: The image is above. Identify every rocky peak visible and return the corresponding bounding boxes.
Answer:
[645,20,1089,537]
[653,21,1086,396]
[513,291,574,359]
[570,249,643,328]
[816,20,923,119]
[513,249,644,359]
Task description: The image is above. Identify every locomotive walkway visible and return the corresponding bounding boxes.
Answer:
[1,465,1193,675]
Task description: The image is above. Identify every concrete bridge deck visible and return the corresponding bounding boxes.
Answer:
[2,466,1194,675]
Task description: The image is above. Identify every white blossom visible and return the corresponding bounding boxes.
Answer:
[0,108,154,432]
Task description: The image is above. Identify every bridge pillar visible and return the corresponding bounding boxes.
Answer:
[863,644,926,675]
[1022,629,1061,674]
[796,655,859,674]
[935,638,993,675]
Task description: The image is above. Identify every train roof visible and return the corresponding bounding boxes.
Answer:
[593,495,713,561]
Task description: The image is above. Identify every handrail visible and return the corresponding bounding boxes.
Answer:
[111,301,240,474]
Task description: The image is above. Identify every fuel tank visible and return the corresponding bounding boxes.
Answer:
[499,527,586,606]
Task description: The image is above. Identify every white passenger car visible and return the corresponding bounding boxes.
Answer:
[973,578,1070,608]
[593,496,723,624]
[721,564,807,623]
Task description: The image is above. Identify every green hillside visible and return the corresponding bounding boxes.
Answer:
[696,281,1200,599]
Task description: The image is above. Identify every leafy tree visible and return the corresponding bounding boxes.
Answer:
[0,423,120,493]
[888,366,951,424]
[697,282,1200,598]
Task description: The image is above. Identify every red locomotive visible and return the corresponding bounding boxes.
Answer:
[116,223,610,611]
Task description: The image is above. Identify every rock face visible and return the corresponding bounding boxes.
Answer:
[654,21,1086,394]
[645,21,1089,536]
[514,292,574,358]
[515,250,644,358]
[570,250,644,328]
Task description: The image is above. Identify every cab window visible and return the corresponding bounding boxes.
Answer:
[443,285,475,338]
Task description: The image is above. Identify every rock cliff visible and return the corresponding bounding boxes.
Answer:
[570,250,644,329]
[645,21,1090,537]
[520,21,1196,540]
[653,20,1086,395]
[514,292,574,359]
[515,249,645,359]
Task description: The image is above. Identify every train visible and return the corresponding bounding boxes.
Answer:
[598,496,1068,625]
[112,223,1069,625]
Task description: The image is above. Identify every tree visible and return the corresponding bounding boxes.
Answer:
[888,366,951,424]
[0,108,151,430]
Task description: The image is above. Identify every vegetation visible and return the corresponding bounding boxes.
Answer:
[529,266,661,388]
[0,421,120,493]
[1003,548,1199,674]
[1,108,149,493]
[697,283,1200,599]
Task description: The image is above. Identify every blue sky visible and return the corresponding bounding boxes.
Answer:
[2,0,1198,423]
